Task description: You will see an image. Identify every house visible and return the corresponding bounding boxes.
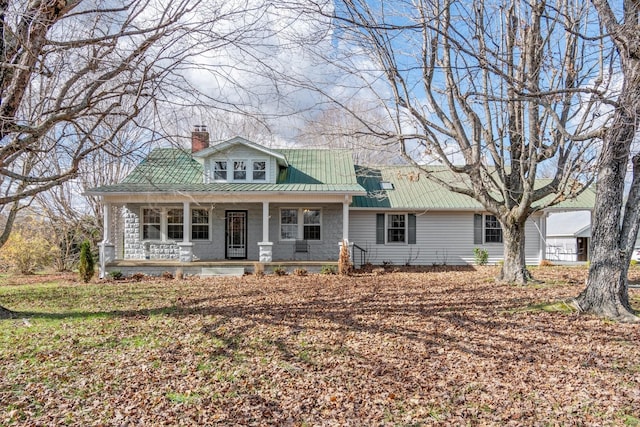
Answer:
[545,211,591,262]
[87,128,596,277]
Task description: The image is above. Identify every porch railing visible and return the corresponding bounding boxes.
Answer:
[352,243,367,268]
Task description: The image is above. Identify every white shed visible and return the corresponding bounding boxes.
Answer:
[545,211,591,262]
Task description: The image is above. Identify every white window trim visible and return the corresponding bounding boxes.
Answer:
[212,160,228,182]
[483,214,503,244]
[279,207,322,241]
[209,157,269,183]
[190,208,212,241]
[140,206,185,242]
[385,213,408,245]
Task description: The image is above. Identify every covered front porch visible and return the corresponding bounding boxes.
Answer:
[98,196,354,278]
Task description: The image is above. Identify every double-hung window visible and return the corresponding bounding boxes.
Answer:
[191,208,210,240]
[141,207,197,242]
[387,214,406,243]
[233,161,247,180]
[142,208,161,240]
[280,209,299,240]
[376,213,416,244]
[253,161,266,181]
[303,209,321,240]
[167,209,184,240]
[211,158,268,182]
[484,215,502,243]
[213,161,227,180]
[473,214,503,244]
[280,208,321,240]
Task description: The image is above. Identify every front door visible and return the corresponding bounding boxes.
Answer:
[225,211,247,259]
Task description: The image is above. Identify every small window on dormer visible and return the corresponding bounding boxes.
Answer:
[253,161,266,181]
[214,161,227,180]
[380,181,394,190]
[234,161,246,180]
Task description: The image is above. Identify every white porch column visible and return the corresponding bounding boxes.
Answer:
[262,201,270,242]
[183,201,191,244]
[258,201,273,262]
[178,201,193,262]
[103,203,112,243]
[339,198,355,267]
[99,202,115,279]
[342,198,350,241]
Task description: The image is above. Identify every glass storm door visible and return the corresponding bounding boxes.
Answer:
[225,211,247,259]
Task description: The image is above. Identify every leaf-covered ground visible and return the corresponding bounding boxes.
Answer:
[1,266,640,426]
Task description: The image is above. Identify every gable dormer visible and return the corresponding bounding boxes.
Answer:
[191,135,288,184]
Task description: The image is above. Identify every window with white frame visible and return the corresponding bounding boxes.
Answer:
[303,209,321,240]
[191,208,209,240]
[376,213,416,245]
[233,160,247,180]
[280,208,298,240]
[141,207,187,242]
[253,161,266,181]
[142,208,161,240]
[167,209,184,240]
[213,161,227,180]
[280,208,321,240]
[387,214,406,243]
[484,214,503,243]
[210,158,268,183]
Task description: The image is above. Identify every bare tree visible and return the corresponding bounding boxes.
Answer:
[298,104,405,165]
[0,0,290,317]
[299,0,603,283]
[574,0,640,322]
[0,0,194,246]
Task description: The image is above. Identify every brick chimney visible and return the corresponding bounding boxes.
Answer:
[191,125,209,153]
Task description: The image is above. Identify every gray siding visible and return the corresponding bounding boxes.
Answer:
[121,202,344,262]
[348,211,543,266]
[269,203,343,262]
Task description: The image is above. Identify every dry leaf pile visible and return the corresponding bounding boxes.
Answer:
[1,266,639,426]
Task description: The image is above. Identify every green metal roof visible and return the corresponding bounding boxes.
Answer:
[88,147,366,194]
[277,149,359,185]
[88,144,595,211]
[121,149,202,184]
[352,165,596,211]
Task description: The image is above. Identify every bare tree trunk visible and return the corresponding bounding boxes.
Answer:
[574,107,640,322]
[498,219,530,285]
[576,261,635,321]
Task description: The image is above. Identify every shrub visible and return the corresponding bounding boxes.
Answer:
[0,229,55,274]
[162,271,174,280]
[320,264,337,275]
[108,270,123,280]
[473,248,489,266]
[78,240,95,283]
[273,266,287,276]
[630,259,638,267]
[293,268,308,276]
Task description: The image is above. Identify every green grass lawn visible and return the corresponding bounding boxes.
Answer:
[1,268,640,425]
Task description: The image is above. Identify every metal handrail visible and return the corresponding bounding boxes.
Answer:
[352,243,367,267]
